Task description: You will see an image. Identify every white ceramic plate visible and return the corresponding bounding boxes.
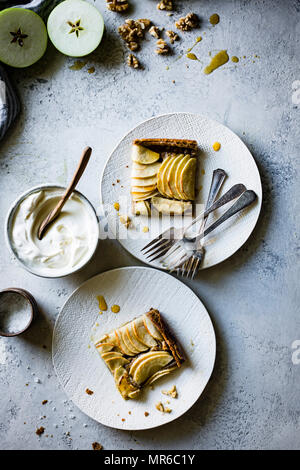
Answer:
[52,267,216,430]
[100,113,262,270]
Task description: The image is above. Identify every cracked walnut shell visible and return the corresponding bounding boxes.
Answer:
[155,39,170,54]
[107,0,129,12]
[175,13,199,31]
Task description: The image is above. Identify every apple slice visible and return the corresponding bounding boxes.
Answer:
[131,144,160,165]
[101,351,123,360]
[115,330,136,356]
[131,161,161,179]
[151,196,192,215]
[131,176,157,187]
[175,155,190,200]
[133,352,173,385]
[95,342,115,353]
[157,155,172,196]
[129,351,162,377]
[0,8,47,68]
[167,154,185,199]
[180,158,197,200]
[162,156,176,197]
[126,325,149,352]
[132,191,158,201]
[145,365,177,386]
[131,185,157,193]
[119,326,140,355]
[132,318,157,347]
[143,315,163,340]
[105,355,129,372]
[47,0,104,57]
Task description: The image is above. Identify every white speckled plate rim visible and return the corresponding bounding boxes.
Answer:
[100,112,262,270]
[52,266,216,430]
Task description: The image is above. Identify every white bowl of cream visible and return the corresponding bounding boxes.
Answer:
[6,185,99,278]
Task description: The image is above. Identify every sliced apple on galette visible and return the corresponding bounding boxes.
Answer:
[129,139,198,217]
[94,309,185,400]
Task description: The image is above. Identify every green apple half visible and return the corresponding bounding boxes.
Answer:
[0,8,47,68]
[47,0,104,57]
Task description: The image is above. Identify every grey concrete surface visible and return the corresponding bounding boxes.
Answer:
[0,0,300,450]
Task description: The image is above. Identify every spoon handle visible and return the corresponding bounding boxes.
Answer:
[37,146,92,240]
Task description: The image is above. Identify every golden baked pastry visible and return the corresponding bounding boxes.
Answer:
[94,309,185,399]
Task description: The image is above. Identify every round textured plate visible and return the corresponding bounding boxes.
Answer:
[52,267,216,430]
[100,113,262,270]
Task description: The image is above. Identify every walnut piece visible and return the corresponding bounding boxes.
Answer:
[127,54,140,69]
[155,401,165,412]
[162,385,178,398]
[166,30,179,44]
[118,19,151,51]
[155,401,172,413]
[175,13,199,31]
[155,39,170,54]
[149,26,161,38]
[107,0,129,12]
[157,0,173,11]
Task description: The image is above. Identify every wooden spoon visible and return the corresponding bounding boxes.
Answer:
[37,146,92,240]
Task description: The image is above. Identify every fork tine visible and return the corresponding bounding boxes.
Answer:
[168,253,188,272]
[160,242,181,263]
[141,234,164,252]
[164,247,186,269]
[187,257,196,278]
[147,241,175,262]
[191,258,200,279]
[184,257,194,278]
[144,238,170,256]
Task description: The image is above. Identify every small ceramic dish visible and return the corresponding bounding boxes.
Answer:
[0,288,38,337]
[5,184,99,278]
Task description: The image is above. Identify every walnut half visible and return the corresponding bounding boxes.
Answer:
[155,39,170,55]
[107,0,129,12]
[157,0,173,11]
[175,13,199,31]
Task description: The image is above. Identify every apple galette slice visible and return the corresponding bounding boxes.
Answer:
[94,309,185,400]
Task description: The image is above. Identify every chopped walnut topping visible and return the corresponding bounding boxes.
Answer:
[157,0,173,11]
[162,385,178,398]
[155,401,172,413]
[118,19,151,51]
[127,53,140,69]
[175,13,199,31]
[92,442,103,450]
[155,39,170,54]
[107,0,129,12]
[42,400,48,405]
[149,26,161,38]
[155,401,165,412]
[85,388,94,395]
[144,411,149,417]
[166,30,179,44]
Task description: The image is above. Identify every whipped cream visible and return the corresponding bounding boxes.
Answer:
[10,188,98,277]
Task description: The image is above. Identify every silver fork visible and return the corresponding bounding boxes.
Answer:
[160,190,257,272]
[178,168,226,278]
[142,183,247,262]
